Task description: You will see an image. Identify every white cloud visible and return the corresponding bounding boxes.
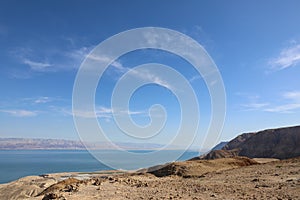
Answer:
[63,106,146,119]
[13,42,175,90]
[86,54,124,70]
[20,96,60,104]
[66,46,93,63]
[34,96,52,104]
[240,91,300,113]
[189,75,201,83]
[13,45,93,74]
[0,109,38,117]
[241,102,270,110]
[238,93,269,111]
[23,59,52,72]
[128,68,174,90]
[86,53,175,90]
[71,107,112,119]
[282,91,300,102]
[264,91,300,113]
[264,103,300,113]
[268,43,300,70]
[64,47,124,72]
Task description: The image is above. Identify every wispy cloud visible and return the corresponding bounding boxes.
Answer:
[283,91,300,101]
[264,91,300,113]
[23,59,52,72]
[237,93,267,111]
[33,96,52,104]
[65,46,94,66]
[62,106,146,119]
[16,45,123,74]
[241,102,270,111]
[20,96,61,105]
[264,103,300,113]
[70,107,112,119]
[12,39,176,91]
[240,91,300,113]
[0,109,38,117]
[11,44,93,75]
[268,43,300,70]
[0,96,64,118]
[85,53,175,90]
[189,75,201,83]
[85,54,124,70]
[128,68,175,90]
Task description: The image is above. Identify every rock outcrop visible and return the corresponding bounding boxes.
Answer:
[148,157,258,177]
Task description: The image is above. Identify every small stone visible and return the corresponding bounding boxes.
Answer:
[93,178,102,186]
[42,193,66,200]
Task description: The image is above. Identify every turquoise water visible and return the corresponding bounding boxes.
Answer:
[0,150,200,184]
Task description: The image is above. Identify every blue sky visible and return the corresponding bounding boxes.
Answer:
[0,0,300,149]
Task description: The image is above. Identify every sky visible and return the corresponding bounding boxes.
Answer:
[0,0,300,150]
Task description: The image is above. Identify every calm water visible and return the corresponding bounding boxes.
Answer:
[0,150,200,184]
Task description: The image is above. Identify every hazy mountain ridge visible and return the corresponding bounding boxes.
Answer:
[0,138,85,150]
[0,138,164,150]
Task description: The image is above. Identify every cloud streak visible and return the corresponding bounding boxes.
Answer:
[33,96,52,104]
[62,106,146,119]
[241,102,270,111]
[264,91,300,113]
[264,103,300,113]
[12,37,178,91]
[268,43,300,70]
[85,53,175,90]
[23,59,52,72]
[0,109,38,117]
[241,91,300,113]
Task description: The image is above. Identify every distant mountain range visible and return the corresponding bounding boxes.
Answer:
[0,138,164,150]
[193,125,300,160]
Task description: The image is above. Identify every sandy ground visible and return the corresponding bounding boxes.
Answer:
[0,157,299,200]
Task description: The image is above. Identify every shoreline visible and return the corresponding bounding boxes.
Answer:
[0,149,201,184]
[1,156,299,199]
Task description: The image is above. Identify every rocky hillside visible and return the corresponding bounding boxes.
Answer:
[198,125,300,160]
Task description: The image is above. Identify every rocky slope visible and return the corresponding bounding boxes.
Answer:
[198,125,300,160]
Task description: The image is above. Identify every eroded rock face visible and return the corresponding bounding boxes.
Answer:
[149,163,188,177]
[37,178,82,197]
[148,157,258,178]
[196,149,240,160]
[199,125,300,160]
[222,132,255,151]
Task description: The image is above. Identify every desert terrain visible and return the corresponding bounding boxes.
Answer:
[0,156,299,200]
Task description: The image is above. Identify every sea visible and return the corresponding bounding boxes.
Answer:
[0,150,201,184]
